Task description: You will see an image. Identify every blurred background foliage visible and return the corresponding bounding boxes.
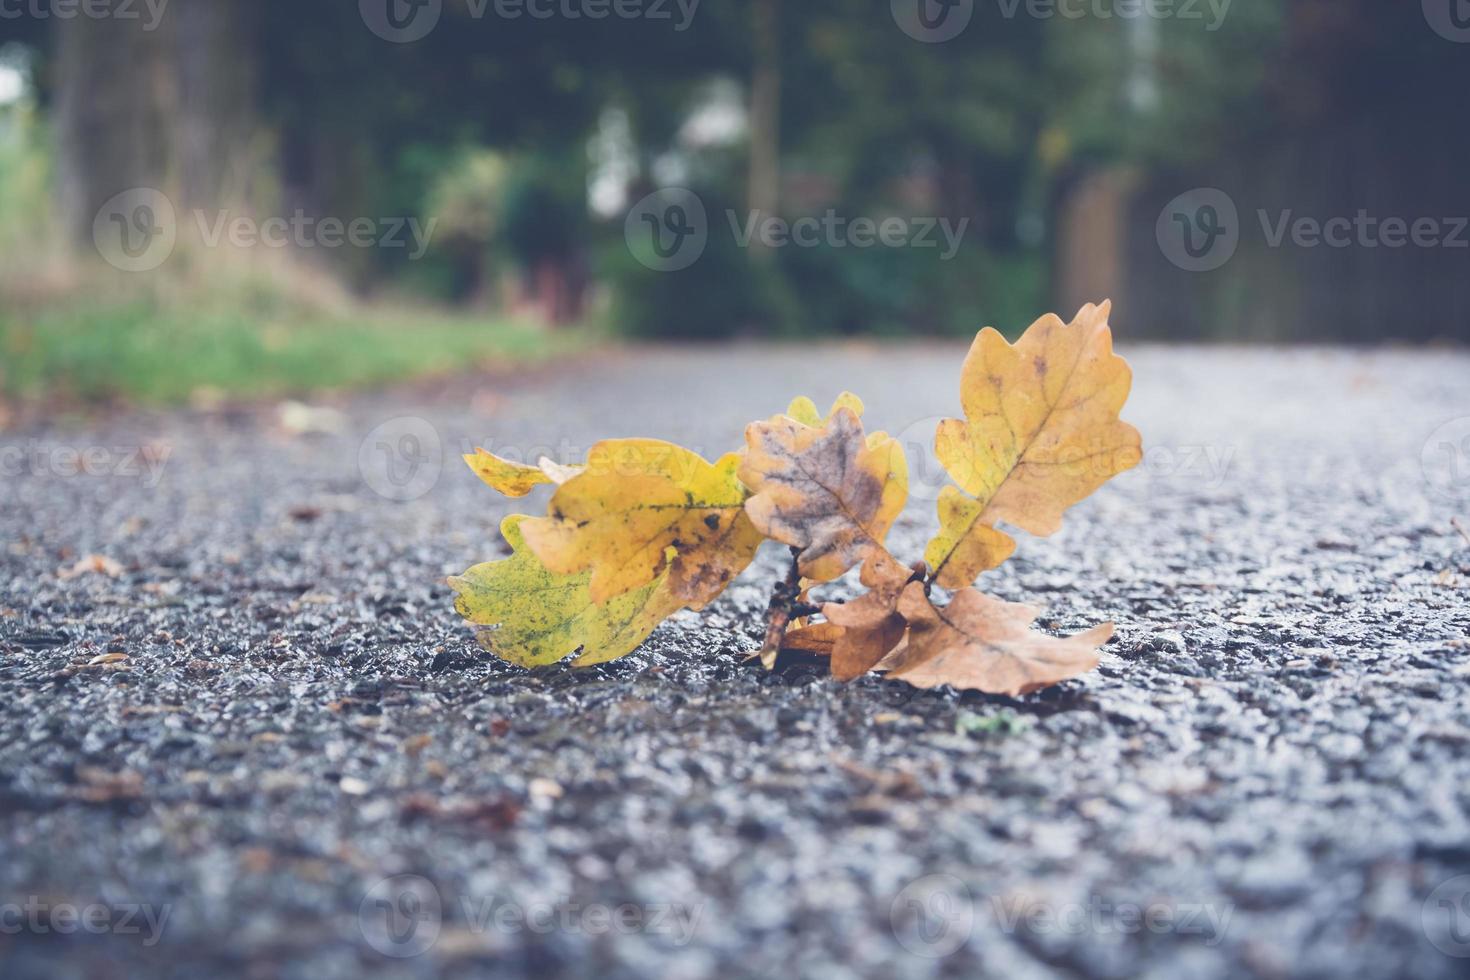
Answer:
[0,0,1466,402]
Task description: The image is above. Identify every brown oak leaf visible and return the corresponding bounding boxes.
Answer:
[821,550,922,681]
[740,406,907,583]
[884,582,1111,696]
[779,621,843,657]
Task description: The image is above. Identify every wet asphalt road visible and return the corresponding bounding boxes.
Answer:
[2,342,1469,979]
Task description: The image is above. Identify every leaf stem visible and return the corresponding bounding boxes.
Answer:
[756,546,804,667]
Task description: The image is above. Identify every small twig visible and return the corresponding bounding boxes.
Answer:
[1452,517,1470,550]
[755,546,804,668]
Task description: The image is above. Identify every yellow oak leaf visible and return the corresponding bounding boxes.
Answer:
[885,582,1112,696]
[784,391,866,427]
[465,448,581,497]
[924,487,1017,584]
[520,439,763,608]
[927,301,1142,589]
[821,550,922,681]
[741,404,908,583]
[449,515,681,668]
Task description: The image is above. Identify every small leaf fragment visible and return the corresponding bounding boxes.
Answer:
[779,621,843,656]
[58,554,124,580]
[520,439,763,608]
[465,448,555,498]
[741,405,907,582]
[536,458,583,485]
[450,515,681,668]
[885,582,1112,696]
[955,709,1032,737]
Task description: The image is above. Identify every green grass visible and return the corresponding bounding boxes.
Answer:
[0,304,588,404]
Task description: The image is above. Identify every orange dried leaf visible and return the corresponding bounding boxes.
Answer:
[779,621,844,656]
[58,554,124,581]
[821,550,921,681]
[885,582,1112,696]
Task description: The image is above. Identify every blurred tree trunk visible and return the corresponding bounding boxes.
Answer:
[746,0,780,260]
[54,0,261,247]
[174,0,263,214]
[54,14,173,243]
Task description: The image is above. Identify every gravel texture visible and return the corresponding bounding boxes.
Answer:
[2,343,1469,979]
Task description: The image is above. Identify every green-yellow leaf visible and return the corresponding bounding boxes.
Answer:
[520,439,763,608]
[450,515,681,668]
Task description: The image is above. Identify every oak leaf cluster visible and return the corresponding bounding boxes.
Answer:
[451,302,1141,696]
